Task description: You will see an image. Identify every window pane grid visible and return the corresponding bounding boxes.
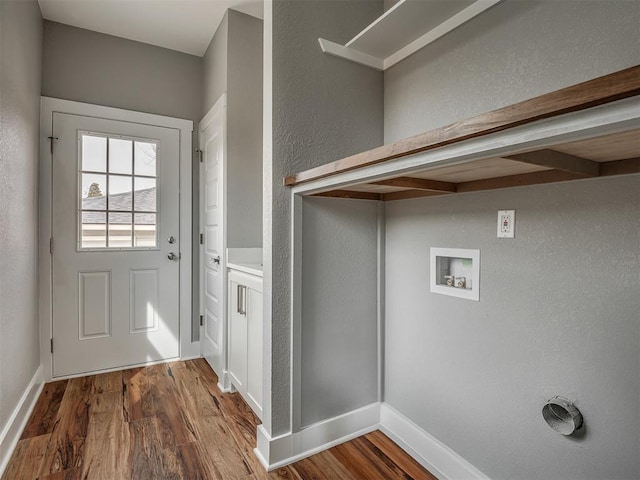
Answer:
[81,170,156,180]
[79,132,157,250]
[81,209,157,214]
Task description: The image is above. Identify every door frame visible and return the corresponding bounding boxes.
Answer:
[39,96,197,381]
[198,93,228,389]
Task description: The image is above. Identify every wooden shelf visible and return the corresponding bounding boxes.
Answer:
[319,0,502,71]
[284,66,640,201]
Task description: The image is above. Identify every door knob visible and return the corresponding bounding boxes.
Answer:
[168,252,178,261]
[208,255,220,265]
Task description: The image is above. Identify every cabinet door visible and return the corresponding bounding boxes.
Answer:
[246,287,263,418]
[228,277,247,391]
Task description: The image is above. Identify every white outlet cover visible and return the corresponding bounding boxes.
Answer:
[497,210,515,238]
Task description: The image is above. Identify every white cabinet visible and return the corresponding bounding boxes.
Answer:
[228,269,263,419]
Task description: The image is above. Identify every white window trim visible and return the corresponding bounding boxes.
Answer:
[39,96,197,381]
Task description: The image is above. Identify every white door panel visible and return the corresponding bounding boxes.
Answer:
[78,271,111,338]
[52,113,180,377]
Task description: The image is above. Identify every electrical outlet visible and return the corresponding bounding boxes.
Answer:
[497,210,515,238]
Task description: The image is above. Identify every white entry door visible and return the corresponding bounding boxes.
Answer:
[200,98,226,380]
[51,112,180,377]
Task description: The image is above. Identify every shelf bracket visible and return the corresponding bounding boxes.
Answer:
[503,150,600,177]
[371,177,457,192]
[318,38,383,71]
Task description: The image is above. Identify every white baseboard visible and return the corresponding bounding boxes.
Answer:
[379,403,490,480]
[180,341,201,361]
[180,353,202,362]
[217,370,232,393]
[51,356,181,381]
[255,402,380,471]
[0,365,45,477]
[253,401,488,479]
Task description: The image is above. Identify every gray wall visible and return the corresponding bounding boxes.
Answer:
[269,0,384,435]
[42,21,203,122]
[203,10,263,249]
[384,0,640,142]
[301,197,379,427]
[227,10,263,248]
[384,0,400,13]
[42,21,204,340]
[0,0,42,439]
[385,177,640,479]
[383,1,640,478]
[202,13,228,115]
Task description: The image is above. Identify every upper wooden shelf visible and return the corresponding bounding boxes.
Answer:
[319,0,502,71]
[284,66,640,201]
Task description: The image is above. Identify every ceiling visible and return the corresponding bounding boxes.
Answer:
[38,0,264,57]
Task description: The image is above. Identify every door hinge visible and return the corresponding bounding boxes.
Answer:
[200,233,204,245]
[199,315,204,326]
[50,338,53,353]
[48,136,59,154]
[49,238,53,254]
[196,149,203,163]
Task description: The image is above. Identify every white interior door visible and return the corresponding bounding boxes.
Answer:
[200,99,226,380]
[51,112,180,377]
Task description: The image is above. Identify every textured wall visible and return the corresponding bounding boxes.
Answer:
[384,0,640,142]
[0,0,42,438]
[383,2,640,478]
[42,21,203,340]
[269,0,384,435]
[385,176,640,479]
[301,197,378,427]
[227,10,263,248]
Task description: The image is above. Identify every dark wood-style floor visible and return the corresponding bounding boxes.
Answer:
[2,359,437,480]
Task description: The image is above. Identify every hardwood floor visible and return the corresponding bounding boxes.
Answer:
[2,359,437,480]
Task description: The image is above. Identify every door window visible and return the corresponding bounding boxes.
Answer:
[79,132,158,249]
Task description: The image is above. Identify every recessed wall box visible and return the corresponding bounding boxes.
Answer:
[430,247,480,301]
